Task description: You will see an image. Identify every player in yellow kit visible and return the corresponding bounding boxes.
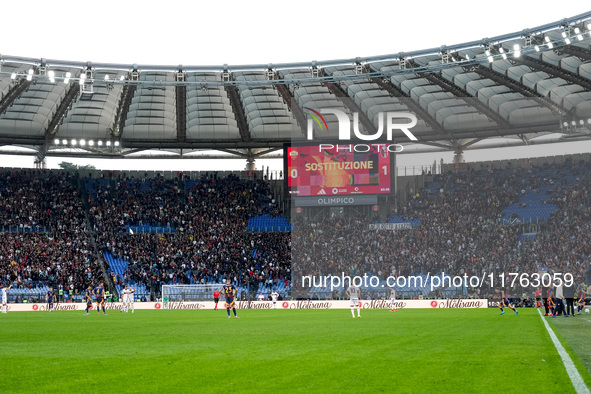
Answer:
[222,279,239,319]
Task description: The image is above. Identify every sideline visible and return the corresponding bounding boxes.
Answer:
[537,308,590,394]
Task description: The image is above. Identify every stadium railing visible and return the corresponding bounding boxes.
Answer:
[0,226,51,232]
[125,225,176,234]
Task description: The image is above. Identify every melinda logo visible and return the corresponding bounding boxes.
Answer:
[305,108,418,141]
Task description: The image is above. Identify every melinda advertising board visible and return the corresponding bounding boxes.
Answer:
[4,299,487,312]
[162,299,487,310]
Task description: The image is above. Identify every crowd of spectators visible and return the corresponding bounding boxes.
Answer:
[2,157,591,302]
[292,158,591,298]
[88,174,290,296]
[0,232,98,294]
[0,169,84,231]
[0,170,101,295]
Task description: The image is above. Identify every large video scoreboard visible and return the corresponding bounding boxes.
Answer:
[286,144,391,196]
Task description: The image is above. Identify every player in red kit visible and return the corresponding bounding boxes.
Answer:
[213,290,220,310]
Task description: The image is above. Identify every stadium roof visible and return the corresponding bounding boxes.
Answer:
[1,11,591,163]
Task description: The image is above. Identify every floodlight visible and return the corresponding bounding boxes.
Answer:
[513,44,521,58]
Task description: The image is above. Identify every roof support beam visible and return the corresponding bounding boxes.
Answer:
[514,54,591,90]
[121,148,147,156]
[461,137,485,148]
[210,147,281,159]
[253,147,281,158]
[175,85,187,143]
[216,148,247,157]
[418,141,454,149]
[111,84,136,137]
[467,64,569,116]
[45,82,80,135]
[36,82,80,163]
[0,79,31,115]
[417,124,557,142]
[225,85,251,142]
[407,59,511,129]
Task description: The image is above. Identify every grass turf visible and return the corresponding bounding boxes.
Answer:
[0,307,588,393]
[547,311,591,380]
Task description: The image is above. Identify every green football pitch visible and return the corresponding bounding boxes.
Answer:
[0,308,589,393]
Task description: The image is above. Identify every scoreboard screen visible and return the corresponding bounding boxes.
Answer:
[286,144,391,196]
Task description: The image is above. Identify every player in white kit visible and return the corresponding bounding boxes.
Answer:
[120,286,129,313]
[128,285,135,313]
[271,290,279,309]
[389,286,398,312]
[346,284,361,318]
[2,283,12,313]
[121,285,135,313]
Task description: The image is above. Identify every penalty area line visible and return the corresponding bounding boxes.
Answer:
[537,308,590,394]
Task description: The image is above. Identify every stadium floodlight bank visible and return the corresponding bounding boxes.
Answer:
[162,284,225,303]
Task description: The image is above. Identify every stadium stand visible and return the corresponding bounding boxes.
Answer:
[293,158,591,300]
[247,214,291,232]
[88,173,290,299]
[1,155,591,303]
[0,170,101,301]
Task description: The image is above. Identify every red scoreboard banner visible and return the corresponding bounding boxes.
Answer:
[287,145,391,196]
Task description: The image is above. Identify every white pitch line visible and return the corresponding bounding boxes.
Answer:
[537,309,590,394]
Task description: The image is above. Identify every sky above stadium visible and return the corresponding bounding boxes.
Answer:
[1,1,590,171]
[5,1,589,66]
